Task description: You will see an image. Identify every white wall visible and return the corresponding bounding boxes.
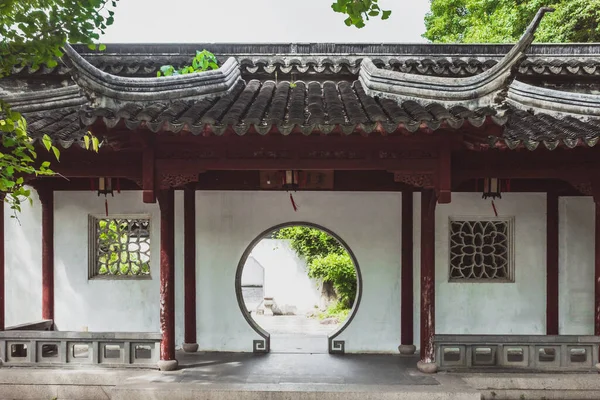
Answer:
[559,197,594,334]
[248,238,321,314]
[241,256,264,287]
[195,191,402,352]
[5,191,43,327]
[5,189,596,353]
[414,192,548,343]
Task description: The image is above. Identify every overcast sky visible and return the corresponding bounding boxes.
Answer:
[101,0,430,43]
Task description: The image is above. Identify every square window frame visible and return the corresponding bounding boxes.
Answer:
[447,216,515,283]
[88,214,152,280]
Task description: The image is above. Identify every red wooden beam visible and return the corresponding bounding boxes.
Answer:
[419,189,436,369]
[38,188,54,321]
[546,192,559,335]
[183,187,198,352]
[156,158,437,172]
[400,192,414,353]
[0,195,4,331]
[142,145,156,203]
[158,189,177,370]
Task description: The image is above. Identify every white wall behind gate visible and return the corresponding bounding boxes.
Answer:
[194,191,402,352]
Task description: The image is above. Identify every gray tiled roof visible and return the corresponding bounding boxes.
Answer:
[14,79,600,151]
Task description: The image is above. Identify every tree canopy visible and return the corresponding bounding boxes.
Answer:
[424,0,600,43]
[0,1,114,213]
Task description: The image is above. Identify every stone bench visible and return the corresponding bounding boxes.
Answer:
[0,331,162,368]
[434,334,600,371]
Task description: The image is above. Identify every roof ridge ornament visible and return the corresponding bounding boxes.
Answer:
[61,44,242,108]
[358,7,554,108]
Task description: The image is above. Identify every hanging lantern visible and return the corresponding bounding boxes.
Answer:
[97,177,114,197]
[282,170,300,191]
[482,178,501,200]
[281,170,300,212]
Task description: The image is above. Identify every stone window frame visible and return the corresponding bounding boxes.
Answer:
[447,216,515,283]
[88,214,152,280]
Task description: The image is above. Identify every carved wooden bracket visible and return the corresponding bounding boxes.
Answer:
[393,173,434,188]
[159,173,200,189]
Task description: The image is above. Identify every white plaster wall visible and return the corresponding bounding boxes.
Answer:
[53,191,161,332]
[5,189,43,327]
[241,256,264,287]
[195,191,402,353]
[249,238,320,314]
[559,197,594,334]
[413,192,547,345]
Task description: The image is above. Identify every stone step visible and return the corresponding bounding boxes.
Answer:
[110,382,481,400]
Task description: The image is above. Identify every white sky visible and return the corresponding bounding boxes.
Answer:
[101,0,430,43]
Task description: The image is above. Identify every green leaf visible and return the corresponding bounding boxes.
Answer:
[41,161,51,168]
[42,135,52,151]
[344,17,353,26]
[52,146,60,161]
[381,10,391,20]
[88,43,97,51]
[99,44,107,51]
[84,135,90,149]
[92,137,99,152]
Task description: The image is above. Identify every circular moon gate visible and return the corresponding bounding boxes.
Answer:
[234,222,363,354]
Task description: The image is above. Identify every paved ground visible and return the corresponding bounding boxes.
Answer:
[171,352,435,385]
[252,314,339,354]
[2,352,600,399]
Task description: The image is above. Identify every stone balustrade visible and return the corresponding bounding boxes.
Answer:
[435,335,600,371]
[0,331,162,368]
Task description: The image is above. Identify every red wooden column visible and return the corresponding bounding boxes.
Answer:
[418,189,437,373]
[182,186,198,352]
[157,189,177,371]
[38,188,54,321]
[0,195,4,331]
[546,192,559,335]
[399,191,415,354]
[595,200,600,338]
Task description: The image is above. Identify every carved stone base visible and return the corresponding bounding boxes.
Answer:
[157,359,178,371]
[182,343,198,353]
[398,344,417,355]
[595,363,600,373]
[416,360,438,374]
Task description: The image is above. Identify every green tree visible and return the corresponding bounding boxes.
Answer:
[330,0,392,28]
[1,0,115,213]
[424,0,600,43]
[275,226,357,310]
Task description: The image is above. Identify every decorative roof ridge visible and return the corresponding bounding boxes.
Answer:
[61,44,242,108]
[358,7,554,108]
[507,79,600,119]
[1,85,87,113]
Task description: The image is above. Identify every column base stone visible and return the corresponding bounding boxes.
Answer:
[595,363,600,373]
[182,343,199,353]
[157,360,178,371]
[416,360,438,374]
[398,344,416,355]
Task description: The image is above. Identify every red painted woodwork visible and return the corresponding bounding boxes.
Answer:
[39,189,54,321]
[401,192,414,346]
[0,195,4,331]
[437,149,451,204]
[420,189,436,363]
[158,190,176,361]
[183,187,197,346]
[546,192,559,335]
[142,144,156,203]
[595,200,600,337]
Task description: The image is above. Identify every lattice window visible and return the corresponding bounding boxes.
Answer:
[89,215,151,279]
[449,218,514,282]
